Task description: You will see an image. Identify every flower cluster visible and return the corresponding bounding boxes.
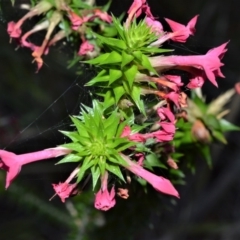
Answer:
[2,0,239,211]
[7,0,113,71]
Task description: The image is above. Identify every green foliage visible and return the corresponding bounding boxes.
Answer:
[173,90,240,173]
[59,100,135,189]
[84,16,172,112]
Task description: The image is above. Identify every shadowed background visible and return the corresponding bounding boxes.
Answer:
[0,0,240,239]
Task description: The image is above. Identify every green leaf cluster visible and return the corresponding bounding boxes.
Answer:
[84,17,173,112]
[58,100,135,189]
[173,92,240,171]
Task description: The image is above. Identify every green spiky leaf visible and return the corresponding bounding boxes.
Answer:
[219,119,240,132]
[91,166,100,190]
[121,51,134,68]
[123,65,138,88]
[56,154,82,164]
[106,163,125,182]
[212,130,227,144]
[109,69,122,85]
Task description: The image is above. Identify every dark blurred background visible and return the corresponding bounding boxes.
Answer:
[1,0,240,239]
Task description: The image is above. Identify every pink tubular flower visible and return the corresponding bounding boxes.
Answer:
[150,42,228,87]
[21,20,49,50]
[126,0,153,27]
[121,126,146,142]
[7,21,22,38]
[127,0,146,17]
[153,77,179,92]
[165,92,181,108]
[52,182,78,203]
[78,41,95,56]
[187,75,204,89]
[7,0,53,39]
[32,11,62,71]
[136,74,179,92]
[52,167,80,202]
[121,154,179,198]
[94,9,112,23]
[146,17,163,34]
[160,122,176,134]
[165,75,183,87]
[0,147,71,189]
[48,30,69,48]
[135,153,145,166]
[165,15,199,42]
[151,130,175,142]
[157,107,175,123]
[67,10,91,30]
[94,172,116,211]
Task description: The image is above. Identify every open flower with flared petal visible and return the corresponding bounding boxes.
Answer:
[150,42,228,87]
[52,182,78,203]
[165,15,198,42]
[121,154,179,198]
[94,172,116,211]
[0,147,71,188]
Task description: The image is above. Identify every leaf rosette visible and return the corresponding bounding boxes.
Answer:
[58,100,135,189]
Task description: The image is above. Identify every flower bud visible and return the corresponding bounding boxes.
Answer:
[117,188,129,199]
[167,158,178,169]
[191,119,211,143]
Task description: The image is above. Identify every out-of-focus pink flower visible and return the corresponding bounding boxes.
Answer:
[94,9,112,23]
[150,42,228,87]
[151,130,175,142]
[165,75,183,87]
[94,172,116,211]
[146,17,163,34]
[0,147,71,189]
[31,11,62,71]
[135,153,145,166]
[165,92,180,108]
[235,82,240,95]
[136,74,179,92]
[127,0,146,17]
[68,11,83,26]
[117,188,129,199]
[187,75,205,89]
[121,125,131,136]
[126,0,153,26]
[160,122,176,134]
[157,107,175,123]
[7,1,52,39]
[67,10,91,30]
[78,41,95,56]
[21,20,49,50]
[51,167,80,202]
[153,77,179,92]
[121,154,179,198]
[52,182,78,202]
[121,126,146,142]
[7,21,22,38]
[48,30,69,48]
[165,15,199,42]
